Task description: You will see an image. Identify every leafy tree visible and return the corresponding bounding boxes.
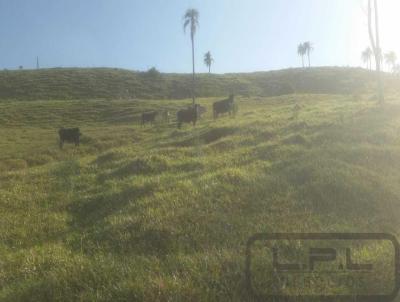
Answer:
[361,47,373,70]
[204,51,214,73]
[384,51,397,72]
[297,44,306,68]
[145,67,161,79]
[303,42,313,68]
[183,8,199,104]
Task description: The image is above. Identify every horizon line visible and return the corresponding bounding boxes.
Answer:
[0,65,368,75]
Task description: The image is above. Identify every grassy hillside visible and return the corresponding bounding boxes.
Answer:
[2,92,400,300]
[0,67,398,100]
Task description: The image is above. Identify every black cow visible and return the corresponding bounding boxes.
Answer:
[141,111,158,126]
[177,104,199,129]
[59,128,81,149]
[213,94,236,119]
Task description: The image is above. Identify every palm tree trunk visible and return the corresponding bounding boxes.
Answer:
[308,53,310,68]
[301,56,304,68]
[209,65,211,73]
[368,0,384,103]
[374,0,384,103]
[191,34,195,105]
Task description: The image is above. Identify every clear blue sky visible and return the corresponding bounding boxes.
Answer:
[0,0,398,73]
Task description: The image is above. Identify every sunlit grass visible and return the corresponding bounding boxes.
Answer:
[1,94,400,300]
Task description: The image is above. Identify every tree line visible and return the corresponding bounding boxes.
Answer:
[362,47,399,74]
[297,42,313,68]
[184,1,389,105]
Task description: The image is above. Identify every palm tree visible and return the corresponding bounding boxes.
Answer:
[384,51,397,72]
[204,51,214,73]
[183,8,199,105]
[303,41,313,68]
[297,44,306,68]
[361,47,373,70]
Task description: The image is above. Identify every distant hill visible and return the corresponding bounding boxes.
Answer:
[0,67,397,100]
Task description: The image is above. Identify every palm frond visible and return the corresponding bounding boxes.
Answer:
[204,51,214,66]
[183,8,199,36]
[297,44,305,56]
[183,19,190,32]
[303,41,313,52]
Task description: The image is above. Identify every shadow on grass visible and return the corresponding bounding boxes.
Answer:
[68,184,152,229]
[98,155,169,181]
[174,126,238,147]
[71,224,181,257]
[90,150,127,170]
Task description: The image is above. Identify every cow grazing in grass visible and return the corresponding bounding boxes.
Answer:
[141,111,158,126]
[177,105,199,129]
[59,127,81,149]
[213,94,236,119]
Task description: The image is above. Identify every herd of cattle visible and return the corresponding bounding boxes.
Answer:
[58,95,237,148]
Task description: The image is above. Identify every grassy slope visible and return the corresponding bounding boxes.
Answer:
[2,92,400,300]
[0,67,398,101]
